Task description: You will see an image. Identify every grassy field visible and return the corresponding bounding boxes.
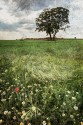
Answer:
[0,39,83,56]
[0,39,83,125]
[0,39,83,81]
[0,39,83,89]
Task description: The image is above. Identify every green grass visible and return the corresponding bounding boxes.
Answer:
[0,39,83,124]
[0,39,83,56]
[0,39,83,82]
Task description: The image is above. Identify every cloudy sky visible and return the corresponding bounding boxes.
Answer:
[0,0,83,39]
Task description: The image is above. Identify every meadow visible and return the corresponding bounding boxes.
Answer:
[0,39,83,125]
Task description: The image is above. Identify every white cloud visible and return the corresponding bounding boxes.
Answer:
[0,1,18,24]
[0,0,83,39]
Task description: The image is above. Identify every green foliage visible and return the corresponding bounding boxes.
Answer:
[36,7,69,40]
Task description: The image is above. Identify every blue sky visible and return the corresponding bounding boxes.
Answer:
[0,0,83,39]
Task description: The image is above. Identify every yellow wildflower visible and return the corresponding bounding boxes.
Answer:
[27,123,31,125]
[81,122,83,125]
[20,122,24,125]
[0,119,3,124]
[48,122,51,125]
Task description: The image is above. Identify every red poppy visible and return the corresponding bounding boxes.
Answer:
[15,87,19,93]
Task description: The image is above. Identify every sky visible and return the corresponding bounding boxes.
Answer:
[0,0,83,40]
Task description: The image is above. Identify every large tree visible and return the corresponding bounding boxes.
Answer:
[36,7,69,40]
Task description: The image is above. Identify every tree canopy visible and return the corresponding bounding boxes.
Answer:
[36,7,69,40]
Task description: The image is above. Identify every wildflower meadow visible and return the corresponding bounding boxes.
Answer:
[0,40,83,125]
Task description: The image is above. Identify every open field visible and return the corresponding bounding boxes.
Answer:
[0,39,83,56]
[0,39,83,80]
[0,39,83,125]
[0,39,83,82]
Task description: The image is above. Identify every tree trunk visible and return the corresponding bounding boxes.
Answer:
[49,33,52,40]
[53,34,55,40]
